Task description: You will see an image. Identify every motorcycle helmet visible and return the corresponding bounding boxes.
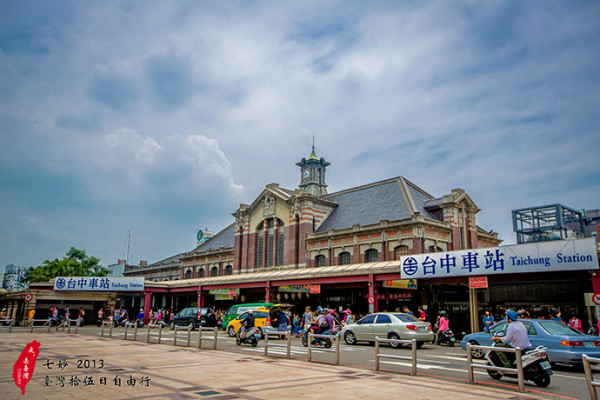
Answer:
[440,311,447,316]
[506,310,518,321]
[247,310,253,315]
[330,309,335,315]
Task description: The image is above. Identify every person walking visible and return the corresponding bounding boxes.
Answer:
[301,306,313,333]
[568,314,583,333]
[76,308,85,327]
[483,310,494,332]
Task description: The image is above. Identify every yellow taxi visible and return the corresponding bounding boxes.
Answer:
[226,307,271,336]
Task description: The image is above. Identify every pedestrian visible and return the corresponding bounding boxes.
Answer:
[277,308,288,332]
[483,310,494,332]
[418,306,429,322]
[136,308,145,327]
[550,309,562,322]
[77,308,85,327]
[568,314,583,333]
[402,306,413,316]
[97,308,104,327]
[301,306,313,333]
[343,309,354,326]
[27,308,35,327]
[59,306,70,331]
[43,307,53,326]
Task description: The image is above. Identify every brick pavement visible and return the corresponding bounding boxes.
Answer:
[0,332,544,400]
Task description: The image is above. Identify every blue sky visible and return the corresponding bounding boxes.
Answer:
[1,1,599,269]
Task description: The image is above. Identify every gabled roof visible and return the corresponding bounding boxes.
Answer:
[190,223,235,253]
[316,177,436,232]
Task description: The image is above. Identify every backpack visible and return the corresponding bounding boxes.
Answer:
[346,315,354,325]
[320,321,330,331]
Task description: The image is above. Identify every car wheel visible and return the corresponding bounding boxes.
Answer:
[344,331,357,345]
[469,341,485,359]
[169,321,175,330]
[388,333,400,348]
[416,341,425,349]
[228,325,236,337]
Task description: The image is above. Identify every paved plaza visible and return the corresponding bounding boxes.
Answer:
[0,332,544,400]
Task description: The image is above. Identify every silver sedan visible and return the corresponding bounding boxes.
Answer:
[341,312,434,348]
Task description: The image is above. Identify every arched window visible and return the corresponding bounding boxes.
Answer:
[256,218,285,268]
[185,270,192,279]
[211,267,218,277]
[365,249,378,262]
[315,254,326,267]
[394,245,409,260]
[339,252,351,265]
[225,265,233,275]
[198,268,205,278]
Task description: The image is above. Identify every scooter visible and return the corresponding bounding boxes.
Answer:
[301,324,339,348]
[236,325,261,347]
[436,329,456,346]
[485,335,552,387]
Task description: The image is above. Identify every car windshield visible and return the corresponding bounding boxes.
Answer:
[393,313,420,323]
[199,309,208,315]
[539,321,584,335]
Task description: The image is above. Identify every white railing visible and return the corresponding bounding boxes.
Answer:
[466,343,525,392]
[198,327,218,350]
[264,329,291,358]
[583,354,600,400]
[374,337,417,375]
[307,332,340,365]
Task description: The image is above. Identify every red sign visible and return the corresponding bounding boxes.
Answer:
[13,340,40,395]
[593,293,600,305]
[24,294,33,302]
[229,289,237,297]
[367,296,375,305]
[310,285,321,294]
[469,276,488,289]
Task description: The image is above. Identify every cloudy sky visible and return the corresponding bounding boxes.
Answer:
[1,1,599,270]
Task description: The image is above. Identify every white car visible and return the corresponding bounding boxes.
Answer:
[341,312,433,348]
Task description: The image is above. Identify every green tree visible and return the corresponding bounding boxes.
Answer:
[24,248,110,283]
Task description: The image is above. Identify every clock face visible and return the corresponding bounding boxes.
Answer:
[303,170,310,180]
[197,231,203,241]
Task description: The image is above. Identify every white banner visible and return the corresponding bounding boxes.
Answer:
[54,277,144,292]
[400,238,598,279]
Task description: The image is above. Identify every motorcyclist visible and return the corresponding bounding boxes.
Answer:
[434,311,449,345]
[491,310,531,364]
[239,310,255,338]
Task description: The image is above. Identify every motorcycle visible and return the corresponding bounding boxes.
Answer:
[436,329,456,346]
[485,335,552,387]
[236,325,261,347]
[301,324,339,348]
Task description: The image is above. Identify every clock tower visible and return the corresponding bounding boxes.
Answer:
[296,141,330,196]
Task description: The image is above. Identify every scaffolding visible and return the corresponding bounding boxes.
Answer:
[512,204,585,244]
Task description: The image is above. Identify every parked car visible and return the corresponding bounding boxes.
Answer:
[341,312,433,348]
[226,308,272,337]
[169,308,216,330]
[460,318,600,365]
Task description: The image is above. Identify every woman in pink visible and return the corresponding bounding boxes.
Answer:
[435,311,450,345]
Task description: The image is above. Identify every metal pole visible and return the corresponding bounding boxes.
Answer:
[186,326,191,347]
[146,323,150,343]
[583,355,598,400]
[124,323,129,340]
[411,339,417,376]
[515,347,524,393]
[198,327,202,348]
[9,319,13,333]
[213,327,217,350]
[307,333,312,362]
[264,332,269,357]
[47,319,51,334]
[173,325,178,346]
[109,321,113,338]
[335,334,340,366]
[286,329,291,359]
[375,337,380,371]
[158,325,162,344]
[467,343,474,384]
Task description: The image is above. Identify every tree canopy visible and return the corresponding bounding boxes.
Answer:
[24,247,110,283]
